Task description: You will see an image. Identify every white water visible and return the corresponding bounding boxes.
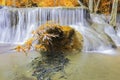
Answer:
[0,7,88,44]
[0,7,119,51]
[91,14,120,46]
[70,14,120,51]
[71,23,115,51]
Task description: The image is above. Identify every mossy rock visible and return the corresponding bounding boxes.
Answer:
[37,24,83,53]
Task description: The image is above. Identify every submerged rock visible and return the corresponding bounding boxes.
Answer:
[31,52,69,80]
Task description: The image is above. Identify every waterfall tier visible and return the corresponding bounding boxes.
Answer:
[0,7,89,44]
[0,7,119,52]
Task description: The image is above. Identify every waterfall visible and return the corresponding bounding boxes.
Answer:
[0,7,88,44]
[70,14,119,51]
[0,7,119,52]
[90,14,120,46]
[70,23,116,51]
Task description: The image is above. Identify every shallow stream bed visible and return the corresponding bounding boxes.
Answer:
[0,46,120,80]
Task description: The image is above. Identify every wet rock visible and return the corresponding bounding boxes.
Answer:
[31,52,69,80]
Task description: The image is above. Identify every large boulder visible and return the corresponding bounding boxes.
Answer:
[35,23,83,53]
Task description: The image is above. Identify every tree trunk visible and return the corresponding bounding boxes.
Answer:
[78,0,85,7]
[89,0,94,13]
[110,0,118,28]
[94,0,101,13]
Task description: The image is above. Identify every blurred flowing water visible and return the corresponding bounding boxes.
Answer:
[71,14,120,51]
[0,7,120,80]
[0,7,120,52]
[0,7,88,44]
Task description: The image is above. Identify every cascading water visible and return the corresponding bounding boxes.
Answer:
[0,7,87,44]
[70,23,116,51]
[0,7,118,52]
[90,14,120,46]
[70,14,120,51]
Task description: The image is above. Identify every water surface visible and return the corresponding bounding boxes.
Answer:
[0,46,120,80]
